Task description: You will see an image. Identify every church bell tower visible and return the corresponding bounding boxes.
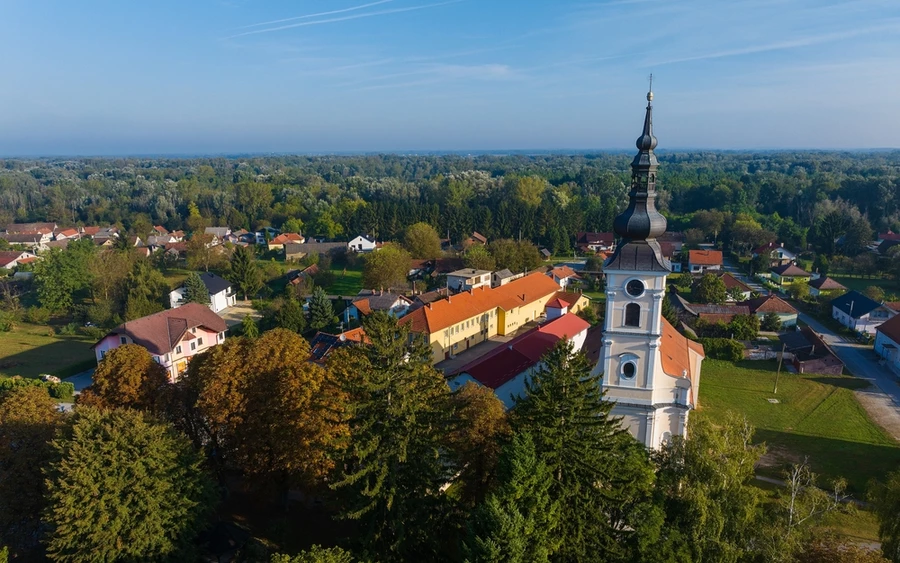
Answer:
[593,85,701,448]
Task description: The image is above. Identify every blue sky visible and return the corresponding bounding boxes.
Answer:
[1,0,899,155]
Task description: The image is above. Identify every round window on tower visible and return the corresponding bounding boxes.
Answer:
[625,279,645,297]
[622,361,636,380]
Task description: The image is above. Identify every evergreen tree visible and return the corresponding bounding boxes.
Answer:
[229,245,264,300]
[511,340,658,562]
[271,546,355,563]
[275,298,307,333]
[308,286,334,332]
[242,314,260,338]
[43,408,216,562]
[329,312,452,561]
[662,291,679,326]
[762,312,783,332]
[463,432,560,563]
[182,272,211,305]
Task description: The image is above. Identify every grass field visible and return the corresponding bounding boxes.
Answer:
[323,268,364,296]
[699,359,900,493]
[831,275,899,299]
[0,322,96,379]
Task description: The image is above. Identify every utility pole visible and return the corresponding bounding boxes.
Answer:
[774,342,786,394]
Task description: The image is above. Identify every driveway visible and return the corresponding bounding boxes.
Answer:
[218,301,262,328]
[64,368,95,394]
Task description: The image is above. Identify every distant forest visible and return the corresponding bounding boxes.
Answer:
[2,151,899,255]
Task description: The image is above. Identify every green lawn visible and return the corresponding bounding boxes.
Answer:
[699,359,900,493]
[0,322,96,379]
[831,275,899,299]
[323,268,364,296]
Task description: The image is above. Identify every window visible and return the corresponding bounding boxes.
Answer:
[120,336,127,345]
[622,361,636,380]
[625,303,641,327]
[176,345,182,354]
[190,342,197,351]
[218,332,224,341]
[198,337,203,345]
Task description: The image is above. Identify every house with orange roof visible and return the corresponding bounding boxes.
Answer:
[400,272,568,364]
[267,232,305,252]
[548,265,581,288]
[687,249,723,273]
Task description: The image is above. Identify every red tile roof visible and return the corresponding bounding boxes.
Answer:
[271,233,304,245]
[550,265,580,280]
[718,272,752,292]
[877,314,900,346]
[94,303,227,356]
[688,249,723,266]
[741,294,798,314]
[771,263,809,277]
[400,272,561,334]
[455,313,590,389]
[808,277,847,291]
[660,318,705,383]
[546,298,568,309]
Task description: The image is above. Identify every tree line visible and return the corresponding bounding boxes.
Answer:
[3,312,899,562]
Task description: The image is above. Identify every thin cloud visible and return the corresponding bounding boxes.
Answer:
[647,22,900,66]
[235,0,394,30]
[227,0,465,39]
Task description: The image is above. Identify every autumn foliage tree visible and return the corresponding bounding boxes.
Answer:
[79,344,169,412]
[0,386,63,555]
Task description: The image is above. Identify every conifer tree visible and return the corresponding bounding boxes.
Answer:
[229,245,264,300]
[308,286,334,332]
[241,314,260,338]
[181,272,210,305]
[511,340,658,561]
[43,408,215,562]
[463,432,560,563]
[330,312,452,561]
[275,298,306,333]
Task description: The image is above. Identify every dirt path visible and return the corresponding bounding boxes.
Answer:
[855,389,900,441]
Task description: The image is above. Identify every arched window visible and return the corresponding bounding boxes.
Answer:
[625,303,640,327]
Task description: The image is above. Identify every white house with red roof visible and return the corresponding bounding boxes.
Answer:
[548,265,581,288]
[448,313,591,408]
[92,303,227,381]
[687,249,723,273]
[0,250,37,270]
[876,315,900,375]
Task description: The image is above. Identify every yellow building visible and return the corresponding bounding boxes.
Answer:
[401,272,589,364]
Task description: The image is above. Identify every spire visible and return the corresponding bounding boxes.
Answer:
[604,81,670,272]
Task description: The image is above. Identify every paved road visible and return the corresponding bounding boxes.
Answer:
[722,257,900,439]
[64,368,95,393]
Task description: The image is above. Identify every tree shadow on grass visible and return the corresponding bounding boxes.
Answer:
[0,338,95,379]
[753,428,900,494]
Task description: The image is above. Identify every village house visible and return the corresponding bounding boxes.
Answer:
[168,272,236,313]
[447,312,591,408]
[752,242,796,266]
[92,303,227,381]
[400,273,585,364]
[687,249,723,273]
[0,232,50,251]
[875,315,900,375]
[548,265,581,288]
[658,231,686,252]
[832,290,897,335]
[267,233,305,252]
[0,250,38,270]
[308,327,368,364]
[575,232,616,253]
[719,272,753,301]
[739,294,798,327]
[464,232,488,246]
[345,290,413,322]
[284,241,345,262]
[779,327,845,375]
[2,222,57,235]
[491,268,523,288]
[769,262,811,286]
[807,276,848,297]
[53,228,81,241]
[348,235,377,252]
[660,242,682,272]
[447,268,492,292]
[204,227,232,243]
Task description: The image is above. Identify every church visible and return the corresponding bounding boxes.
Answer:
[590,88,705,448]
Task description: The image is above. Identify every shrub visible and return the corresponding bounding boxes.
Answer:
[0,377,73,401]
[24,306,51,324]
[0,311,14,332]
[57,322,79,336]
[761,312,783,332]
[698,338,745,361]
[79,326,106,341]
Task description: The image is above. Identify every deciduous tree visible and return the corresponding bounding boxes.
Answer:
[121,259,168,321]
[694,273,727,305]
[79,344,169,411]
[362,244,410,290]
[404,222,442,259]
[464,244,496,271]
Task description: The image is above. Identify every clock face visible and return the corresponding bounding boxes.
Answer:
[626,279,645,297]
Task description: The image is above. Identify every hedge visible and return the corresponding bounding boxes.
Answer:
[0,376,75,402]
[698,338,745,362]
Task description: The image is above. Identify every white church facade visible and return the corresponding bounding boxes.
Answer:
[590,88,705,448]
